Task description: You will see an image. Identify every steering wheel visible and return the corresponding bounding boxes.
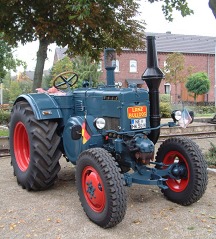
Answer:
[53,71,79,90]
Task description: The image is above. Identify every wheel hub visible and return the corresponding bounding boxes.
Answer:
[163,151,190,192]
[171,163,187,178]
[82,166,106,212]
[86,181,96,199]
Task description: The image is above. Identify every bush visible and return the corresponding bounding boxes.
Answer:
[160,94,171,103]
[195,106,216,115]
[205,142,216,168]
[160,102,171,118]
[0,110,10,125]
[171,105,216,117]
[160,94,171,118]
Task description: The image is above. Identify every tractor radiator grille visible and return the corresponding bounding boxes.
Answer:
[104,117,120,131]
[75,100,84,112]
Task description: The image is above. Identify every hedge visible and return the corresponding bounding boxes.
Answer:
[0,110,10,125]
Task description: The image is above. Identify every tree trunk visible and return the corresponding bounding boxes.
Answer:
[32,39,49,92]
[209,0,216,18]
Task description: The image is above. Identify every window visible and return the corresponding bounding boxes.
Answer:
[130,60,137,73]
[164,83,171,94]
[115,60,120,72]
[163,61,170,73]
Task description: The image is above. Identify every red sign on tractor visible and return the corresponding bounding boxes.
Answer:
[127,106,147,119]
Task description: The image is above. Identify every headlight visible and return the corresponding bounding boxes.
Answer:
[171,110,182,122]
[94,118,106,129]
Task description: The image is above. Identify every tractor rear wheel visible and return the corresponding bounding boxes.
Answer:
[76,148,127,228]
[155,137,208,205]
[9,101,62,190]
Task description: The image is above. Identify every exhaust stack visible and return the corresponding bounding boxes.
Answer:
[104,48,116,86]
[142,36,164,144]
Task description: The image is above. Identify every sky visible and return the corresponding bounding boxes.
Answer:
[13,0,216,72]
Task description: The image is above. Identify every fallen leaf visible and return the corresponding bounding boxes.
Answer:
[10,224,16,230]
[187,226,195,230]
[209,216,216,219]
[133,219,141,224]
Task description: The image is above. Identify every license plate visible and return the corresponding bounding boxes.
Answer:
[131,118,146,129]
[127,106,147,119]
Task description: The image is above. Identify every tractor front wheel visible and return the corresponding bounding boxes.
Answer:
[76,148,127,228]
[9,101,62,190]
[155,137,208,205]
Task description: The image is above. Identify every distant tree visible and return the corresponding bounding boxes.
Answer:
[41,73,52,89]
[163,52,192,102]
[0,32,25,80]
[51,57,73,80]
[72,53,102,87]
[50,54,101,88]
[19,80,33,94]
[2,72,11,103]
[50,56,74,87]
[3,72,32,103]
[185,72,210,102]
[9,81,22,103]
[0,0,193,91]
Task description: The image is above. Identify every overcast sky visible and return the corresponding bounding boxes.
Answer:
[14,0,216,71]
[139,0,215,36]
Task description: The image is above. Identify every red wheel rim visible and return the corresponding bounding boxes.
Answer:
[14,122,30,172]
[82,166,106,212]
[163,151,190,192]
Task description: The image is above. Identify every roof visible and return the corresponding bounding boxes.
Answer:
[53,48,67,63]
[53,33,216,64]
[147,32,216,55]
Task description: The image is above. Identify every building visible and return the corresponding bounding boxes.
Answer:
[54,32,216,103]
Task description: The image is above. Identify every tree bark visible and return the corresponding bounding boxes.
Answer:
[32,39,49,92]
[209,0,216,18]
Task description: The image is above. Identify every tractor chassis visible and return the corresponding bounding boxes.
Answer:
[124,162,186,189]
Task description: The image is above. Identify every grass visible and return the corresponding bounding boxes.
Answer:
[195,113,215,117]
[205,142,216,168]
[0,128,9,137]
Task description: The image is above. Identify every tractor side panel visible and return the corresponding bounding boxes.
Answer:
[63,115,104,164]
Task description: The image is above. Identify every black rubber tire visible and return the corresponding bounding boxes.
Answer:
[76,148,127,228]
[9,101,62,191]
[155,137,208,205]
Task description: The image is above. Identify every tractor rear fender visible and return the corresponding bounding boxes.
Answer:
[14,93,63,120]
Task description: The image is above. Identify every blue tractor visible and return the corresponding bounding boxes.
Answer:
[9,36,208,228]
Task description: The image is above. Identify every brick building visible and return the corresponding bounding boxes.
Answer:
[54,32,216,103]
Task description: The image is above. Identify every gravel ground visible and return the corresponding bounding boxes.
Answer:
[0,137,216,239]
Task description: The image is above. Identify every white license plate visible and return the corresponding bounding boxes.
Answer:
[131,118,146,129]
